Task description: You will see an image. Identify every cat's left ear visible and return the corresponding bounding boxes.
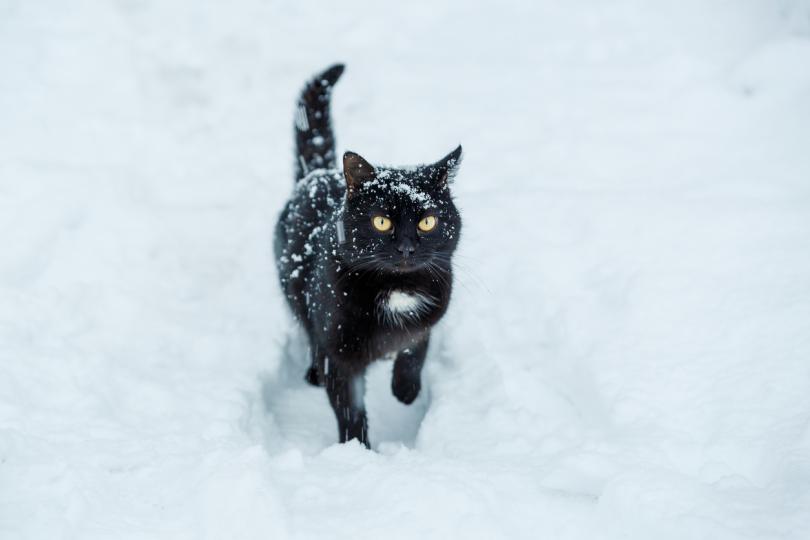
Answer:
[432,145,463,186]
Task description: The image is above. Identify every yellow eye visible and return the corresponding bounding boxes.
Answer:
[371,215,393,232]
[418,215,438,232]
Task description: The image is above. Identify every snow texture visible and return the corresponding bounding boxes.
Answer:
[2,1,810,539]
[364,170,436,208]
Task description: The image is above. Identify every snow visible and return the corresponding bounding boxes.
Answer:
[2,1,810,539]
[362,171,437,208]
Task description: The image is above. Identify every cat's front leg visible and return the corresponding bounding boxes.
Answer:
[304,342,326,387]
[325,361,369,448]
[392,336,429,405]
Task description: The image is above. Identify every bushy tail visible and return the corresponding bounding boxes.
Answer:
[293,63,344,180]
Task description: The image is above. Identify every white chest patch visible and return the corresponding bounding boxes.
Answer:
[378,289,437,327]
[387,290,423,312]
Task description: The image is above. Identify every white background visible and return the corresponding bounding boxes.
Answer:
[1,1,809,538]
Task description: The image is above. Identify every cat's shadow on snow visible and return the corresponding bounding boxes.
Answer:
[260,329,430,453]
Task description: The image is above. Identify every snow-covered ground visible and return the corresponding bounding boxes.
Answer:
[2,1,810,538]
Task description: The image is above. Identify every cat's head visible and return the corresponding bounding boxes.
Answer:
[336,146,462,273]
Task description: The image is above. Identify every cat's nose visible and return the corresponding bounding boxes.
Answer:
[397,239,416,258]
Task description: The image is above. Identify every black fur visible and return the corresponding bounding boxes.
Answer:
[274,64,463,448]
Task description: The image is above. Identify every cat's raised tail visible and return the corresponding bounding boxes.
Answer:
[293,63,345,181]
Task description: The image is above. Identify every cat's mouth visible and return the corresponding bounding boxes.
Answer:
[390,258,431,273]
[351,255,433,274]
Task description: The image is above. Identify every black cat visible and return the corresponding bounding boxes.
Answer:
[274,64,462,448]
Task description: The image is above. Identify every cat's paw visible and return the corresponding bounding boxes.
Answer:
[392,376,421,405]
[305,366,324,387]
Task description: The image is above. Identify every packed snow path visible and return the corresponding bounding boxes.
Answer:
[1,1,810,538]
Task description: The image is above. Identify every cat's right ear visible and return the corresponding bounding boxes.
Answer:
[433,145,463,186]
[343,151,375,195]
